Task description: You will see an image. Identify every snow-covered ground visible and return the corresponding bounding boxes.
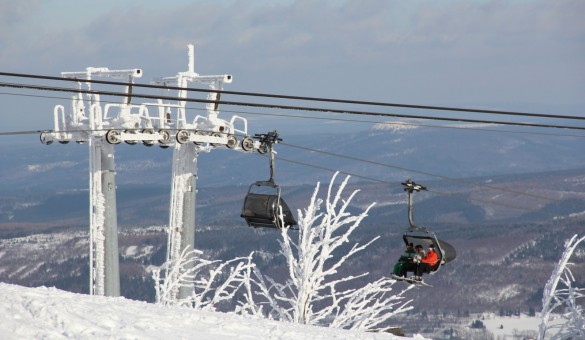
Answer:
[0,283,427,339]
[482,314,540,338]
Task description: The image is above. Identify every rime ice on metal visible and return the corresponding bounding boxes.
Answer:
[41,45,262,298]
[43,67,144,296]
[152,44,259,301]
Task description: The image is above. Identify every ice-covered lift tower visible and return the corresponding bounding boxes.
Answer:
[153,44,258,300]
[41,44,261,300]
[41,67,146,297]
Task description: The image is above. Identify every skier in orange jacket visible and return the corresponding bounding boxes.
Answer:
[413,244,439,281]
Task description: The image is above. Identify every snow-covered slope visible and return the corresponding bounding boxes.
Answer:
[0,283,426,339]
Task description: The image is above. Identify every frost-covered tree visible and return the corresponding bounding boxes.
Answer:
[152,246,255,311]
[238,173,413,331]
[539,234,585,340]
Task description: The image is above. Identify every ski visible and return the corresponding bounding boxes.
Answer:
[391,274,433,287]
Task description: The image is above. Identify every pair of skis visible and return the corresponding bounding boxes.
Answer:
[391,274,432,287]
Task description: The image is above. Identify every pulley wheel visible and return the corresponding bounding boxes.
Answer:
[176,130,190,144]
[257,143,268,154]
[105,130,121,144]
[226,134,238,149]
[40,132,53,145]
[210,132,223,147]
[124,130,137,145]
[158,129,171,145]
[142,129,155,147]
[241,136,254,151]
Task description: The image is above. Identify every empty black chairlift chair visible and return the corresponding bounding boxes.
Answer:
[241,131,297,229]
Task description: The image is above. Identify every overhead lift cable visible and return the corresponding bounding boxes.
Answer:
[266,154,391,184]
[279,142,582,206]
[1,81,585,131]
[271,154,576,220]
[0,130,46,136]
[2,90,585,139]
[425,188,566,220]
[1,71,583,121]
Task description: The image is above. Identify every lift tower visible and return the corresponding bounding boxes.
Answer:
[41,45,261,300]
[153,45,259,300]
[41,67,144,296]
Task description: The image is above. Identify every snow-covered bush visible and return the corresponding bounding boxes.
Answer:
[152,246,254,310]
[238,172,413,331]
[539,234,585,339]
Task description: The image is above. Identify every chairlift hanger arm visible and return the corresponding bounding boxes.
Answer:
[401,179,427,193]
[254,130,282,146]
[254,130,282,183]
[402,179,429,233]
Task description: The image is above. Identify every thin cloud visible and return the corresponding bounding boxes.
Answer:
[1,1,582,109]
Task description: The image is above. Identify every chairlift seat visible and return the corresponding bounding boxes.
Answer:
[398,179,457,276]
[241,181,297,229]
[403,232,457,273]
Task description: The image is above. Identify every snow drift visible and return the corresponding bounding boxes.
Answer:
[0,283,427,339]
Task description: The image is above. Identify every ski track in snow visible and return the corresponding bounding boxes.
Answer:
[0,283,425,340]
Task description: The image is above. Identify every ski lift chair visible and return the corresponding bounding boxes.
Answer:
[400,179,457,274]
[402,232,457,274]
[241,131,298,229]
[241,180,297,229]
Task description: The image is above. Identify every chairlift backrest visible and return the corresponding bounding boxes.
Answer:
[241,181,297,229]
[403,233,457,268]
[437,238,457,263]
[403,233,442,261]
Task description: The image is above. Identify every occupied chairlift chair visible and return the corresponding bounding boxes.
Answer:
[241,131,297,229]
[401,179,456,275]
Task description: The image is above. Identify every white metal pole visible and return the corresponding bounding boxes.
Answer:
[168,143,198,300]
[101,142,120,296]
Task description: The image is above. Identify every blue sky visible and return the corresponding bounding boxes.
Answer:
[0,0,583,134]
